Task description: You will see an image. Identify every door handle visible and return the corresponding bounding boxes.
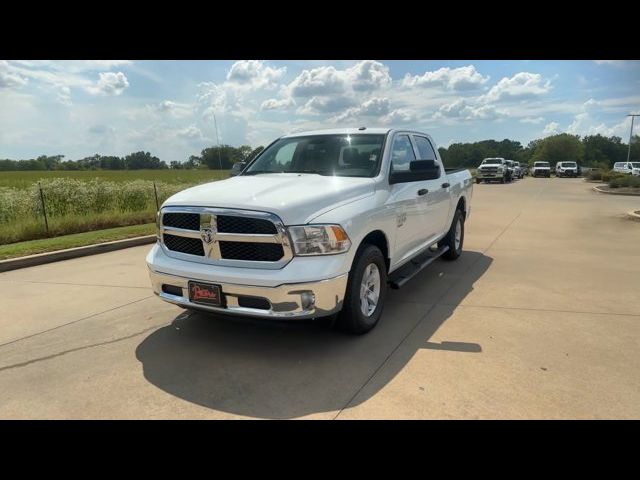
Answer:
[417,188,429,196]
[441,182,450,189]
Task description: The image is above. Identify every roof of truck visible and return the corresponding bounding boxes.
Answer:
[282,128,392,138]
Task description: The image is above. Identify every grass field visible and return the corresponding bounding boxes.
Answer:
[0,223,156,260]
[0,169,229,246]
[0,169,228,189]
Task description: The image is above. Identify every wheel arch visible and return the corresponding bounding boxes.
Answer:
[357,230,390,273]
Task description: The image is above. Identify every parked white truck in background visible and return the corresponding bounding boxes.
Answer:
[476,158,510,183]
[532,161,551,177]
[146,128,473,334]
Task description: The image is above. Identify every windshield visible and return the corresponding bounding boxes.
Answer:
[243,134,385,177]
[482,159,502,165]
[561,162,577,167]
[534,162,550,167]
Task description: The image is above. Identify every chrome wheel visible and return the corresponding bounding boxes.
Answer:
[359,263,380,317]
[454,218,462,251]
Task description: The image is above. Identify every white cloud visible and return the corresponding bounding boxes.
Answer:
[434,98,506,120]
[543,121,560,136]
[520,116,545,124]
[480,72,552,103]
[289,65,346,97]
[0,60,29,88]
[198,82,230,114]
[583,98,600,111]
[226,60,286,90]
[402,65,489,91]
[346,60,392,91]
[382,108,418,124]
[261,97,295,111]
[333,97,391,122]
[14,60,133,72]
[177,124,203,140]
[56,85,72,105]
[157,100,192,118]
[86,72,129,96]
[297,96,356,115]
[288,60,392,99]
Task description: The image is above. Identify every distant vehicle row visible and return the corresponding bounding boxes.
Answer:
[476,158,526,183]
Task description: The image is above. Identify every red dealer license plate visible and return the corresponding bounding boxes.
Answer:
[188,281,223,307]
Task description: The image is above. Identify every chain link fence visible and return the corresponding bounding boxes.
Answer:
[0,179,195,244]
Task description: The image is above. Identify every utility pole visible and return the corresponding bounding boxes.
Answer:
[627,114,639,163]
[212,110,223,171]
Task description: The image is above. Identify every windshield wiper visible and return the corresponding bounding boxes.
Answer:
[242,170,284,176]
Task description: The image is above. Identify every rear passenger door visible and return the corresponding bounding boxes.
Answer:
[412,135,450,240]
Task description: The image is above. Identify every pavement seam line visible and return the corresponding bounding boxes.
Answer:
[0,278,151,290]
[0,295,154,349]
[333,182,546,419]
[437,303,640,317]
[0,324,166,373]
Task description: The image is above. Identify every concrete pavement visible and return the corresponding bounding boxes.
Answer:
[0,177,639,418]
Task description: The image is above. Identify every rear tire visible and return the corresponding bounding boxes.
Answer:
[337,245,388,335]
[440,209,464,261]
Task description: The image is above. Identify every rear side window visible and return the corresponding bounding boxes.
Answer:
[413,136,437,161]
[390,135,416,172]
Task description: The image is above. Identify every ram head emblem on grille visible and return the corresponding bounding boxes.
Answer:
[200,227,215,244]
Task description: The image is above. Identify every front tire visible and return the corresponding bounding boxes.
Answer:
[440,209,465,261]
[337,245,388,335]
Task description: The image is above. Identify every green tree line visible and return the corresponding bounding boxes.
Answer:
[1,134,637,172]
[439,134,640,169]
[0,145,265,172]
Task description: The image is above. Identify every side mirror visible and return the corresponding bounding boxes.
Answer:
[230,162,246,176]
[389,159,441,184]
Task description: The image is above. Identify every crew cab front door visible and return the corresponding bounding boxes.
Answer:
[386,133,439,268]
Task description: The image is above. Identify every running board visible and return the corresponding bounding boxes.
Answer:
[388,245,449,289]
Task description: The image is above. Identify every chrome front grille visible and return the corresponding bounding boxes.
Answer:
[159,207,292,269]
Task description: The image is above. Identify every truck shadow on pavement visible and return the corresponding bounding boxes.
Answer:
[135,251,492,419]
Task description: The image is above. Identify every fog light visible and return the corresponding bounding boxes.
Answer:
[301,291,316,310]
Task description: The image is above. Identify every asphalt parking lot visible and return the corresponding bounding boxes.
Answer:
[1,177,639,419]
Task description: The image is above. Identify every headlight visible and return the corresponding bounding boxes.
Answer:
[287,225,351,256]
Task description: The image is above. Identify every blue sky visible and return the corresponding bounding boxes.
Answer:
[1,60,639,162]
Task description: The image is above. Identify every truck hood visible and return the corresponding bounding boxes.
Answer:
[162,173,376,225]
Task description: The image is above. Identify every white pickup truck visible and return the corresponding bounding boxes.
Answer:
[146,128,473,334]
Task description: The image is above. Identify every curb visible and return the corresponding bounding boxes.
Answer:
[592,185,640,196]
[0,235,156,273]
[627,211,640,221]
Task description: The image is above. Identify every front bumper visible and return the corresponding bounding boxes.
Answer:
[477,171,504,179]
[148,268,348,320]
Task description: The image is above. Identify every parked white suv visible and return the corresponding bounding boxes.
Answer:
[555,161,579,177]
[613,162,640,176]
[147,128,473,334]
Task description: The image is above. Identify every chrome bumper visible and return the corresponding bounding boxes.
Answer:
[148,268,348,320]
